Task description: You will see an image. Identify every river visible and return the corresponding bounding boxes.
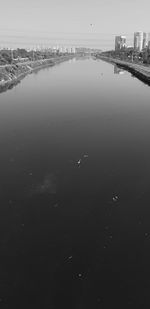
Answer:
[0,57,150,308]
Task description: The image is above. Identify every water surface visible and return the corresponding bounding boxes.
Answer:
[0,57,150,308]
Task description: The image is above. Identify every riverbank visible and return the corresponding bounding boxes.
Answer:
[96,55,150,85]
[0,55,75,92]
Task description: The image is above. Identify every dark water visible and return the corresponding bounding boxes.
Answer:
[0,57,150,308]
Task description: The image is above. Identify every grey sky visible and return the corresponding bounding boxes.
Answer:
[1,0,150,49]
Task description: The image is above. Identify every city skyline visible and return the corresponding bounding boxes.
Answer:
[1,0,150,49]
[115,31,150,52]
[1,30,150,53]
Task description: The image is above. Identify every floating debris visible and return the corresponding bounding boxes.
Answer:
[78,273,82,278]
[145,232,149,237]
[83,154,88,158]
[97,298,102,303]
[112,195,119,202]
[29,172,33,176]
[68,256,73,260]
[53,203,58,208]
[77,159,82,167]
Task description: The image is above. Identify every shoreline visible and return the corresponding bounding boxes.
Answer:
[96,55,150,86]
[0,55,75,93]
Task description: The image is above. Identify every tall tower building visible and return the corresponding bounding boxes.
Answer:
[134,32,143,51]
[147,33,150,50]
[143,32,148,49]
[115,36,126,51]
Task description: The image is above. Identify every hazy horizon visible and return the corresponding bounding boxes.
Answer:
[1,0,150,49]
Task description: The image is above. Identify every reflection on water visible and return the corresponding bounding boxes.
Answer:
[114,64,125,74]
[0,57,150,308]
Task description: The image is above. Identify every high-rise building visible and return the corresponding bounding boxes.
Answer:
[70,47,76,54]
[134,32,143,51]
[147,33,150,50]
[115,36,126,51]
[143,32,148,49]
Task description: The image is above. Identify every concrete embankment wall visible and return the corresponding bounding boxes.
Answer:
[0,55,74,92]
[98,56,150,85]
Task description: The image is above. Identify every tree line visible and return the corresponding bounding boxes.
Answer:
[0,48,64,65]
[97,48,150,64]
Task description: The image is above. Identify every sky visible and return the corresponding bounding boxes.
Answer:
[0,0,150,50]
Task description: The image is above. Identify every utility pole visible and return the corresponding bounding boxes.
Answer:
[10,47,13,63]
[32,49,34,61]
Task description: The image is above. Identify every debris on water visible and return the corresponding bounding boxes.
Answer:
[53,203,58,208]
[83,154,88,158]
[68,256,73,260]
[145,232,149,237]
[77,159,81,166]
[29,172,33,176]
[103,245,107,249]
[112,195,119,202]
[21,223,25,227]
[109,235,113,239]
[78,273,82,278]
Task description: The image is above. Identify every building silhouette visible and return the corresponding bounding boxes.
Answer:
[143,32,148,49]
[134,32,143,51]
[115,36,126,51]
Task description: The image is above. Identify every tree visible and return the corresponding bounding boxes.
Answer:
[0,51,12,64]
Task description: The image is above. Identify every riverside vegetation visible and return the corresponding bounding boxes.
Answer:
[95,48,150,85]
[0,48,75,92]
